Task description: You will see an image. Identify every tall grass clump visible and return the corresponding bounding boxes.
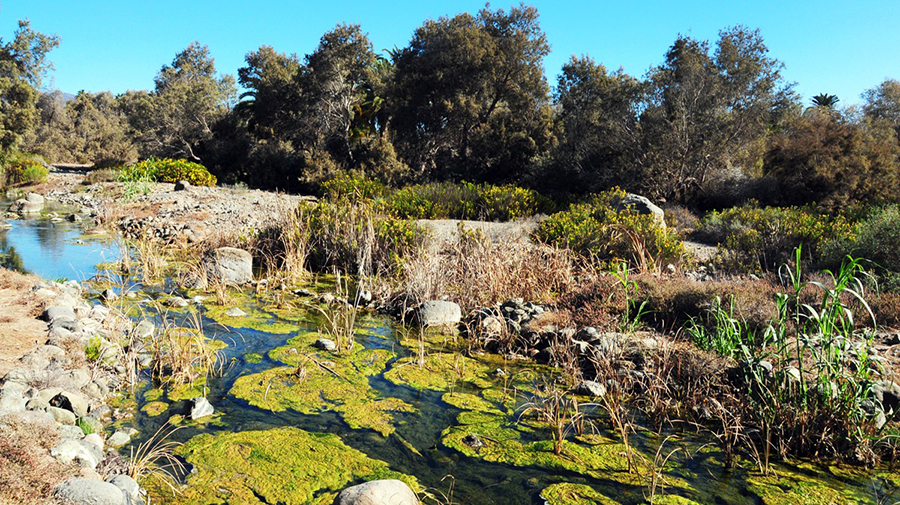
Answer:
[535,188,684,271]
[148,307,224,392]
[704,248,885,468]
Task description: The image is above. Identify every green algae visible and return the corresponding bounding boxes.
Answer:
[171,427,418,505]
[243,352,262,364]
[143,388,163,402]
[541,483,618,505]
[746,461,873,505]
[204,301,301,334]
[441,392,495,411]
[267,331,334,364]
[384,352,493,391]
[231,345,414,435]
[141,401,168,417]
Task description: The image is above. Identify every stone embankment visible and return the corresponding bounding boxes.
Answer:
[0,279,148,505]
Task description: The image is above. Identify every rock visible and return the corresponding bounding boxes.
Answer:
[461,433,484,449]
[51,439,103,469]
[83,379,110,399]
[333,479,418,505]
[82,433,104,451]
[48,406,77,425]
[224,307,247,317]
[26,397,50,411]
[616,193,666,229]
[414,301,462,328]
[26,192,44,205]
[165,296,189,308]
[51,391,90,417]
[132,320,154,340]
[174,180,191,191]
[875,381,900,414]
[204,247,253,285]
[55,478,126,505]
[106,474,144,505]
[101,288,118,303]
[107,430,132,448]
[313,338,337,351]
[187,397,215,420]
[66,213,83,222]
[44,305,76,323]
[574,380,607,397]
[63,369,93,389]
[480,316,504,336]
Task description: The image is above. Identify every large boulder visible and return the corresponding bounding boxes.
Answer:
[616,193,666,229]
[9,193,44,214]
[55,478,125,505]
[414,301,462,329]
[204,247,253,286]
[333,479,418,505]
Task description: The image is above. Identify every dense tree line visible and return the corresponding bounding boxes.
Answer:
[6,5,900,210]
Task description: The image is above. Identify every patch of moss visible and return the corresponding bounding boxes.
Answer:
[244,353,262,364]
[142,401,168,417]
[267,332,333,365]
[171,427,418,505]
[167,379,208,402]
[384,352,492,391]
[541,483,618,505]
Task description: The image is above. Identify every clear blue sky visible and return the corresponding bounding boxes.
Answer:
[3,0,898,106]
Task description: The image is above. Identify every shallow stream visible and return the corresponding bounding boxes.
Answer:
[4,207,899,505]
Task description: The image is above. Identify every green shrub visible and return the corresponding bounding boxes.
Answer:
[119,158,216,187]
[2,153,48,187]
[320,171,387,202]
[820,205,900,285]
[534,188,685,270]
[695,203,854,272]
[388,182,551,221]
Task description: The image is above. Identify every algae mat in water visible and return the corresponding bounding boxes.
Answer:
[174,427,418,504]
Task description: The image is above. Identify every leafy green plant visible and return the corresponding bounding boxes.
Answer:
[75,417,94,436]
[610,262,651,333]
[388,181,552,221]
[84,336,103,362]
[685,295,745,358]
[2,152,47,187]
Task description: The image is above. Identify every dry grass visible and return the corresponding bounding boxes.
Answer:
[0,415,76,505]
[400,229,577,313]
[127,422,185,497]
[148,306,223,391]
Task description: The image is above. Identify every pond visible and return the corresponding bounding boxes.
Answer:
[4,208,899,505]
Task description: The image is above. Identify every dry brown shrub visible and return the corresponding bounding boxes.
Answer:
[552,275,622,330]
[0,415,76,504]
[871,292,900,329]
[401,233,577,313]
[637,275,780,335]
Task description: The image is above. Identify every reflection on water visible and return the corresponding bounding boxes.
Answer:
[0,211,119,281]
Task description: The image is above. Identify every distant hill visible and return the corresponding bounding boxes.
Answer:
[61,92,76,102]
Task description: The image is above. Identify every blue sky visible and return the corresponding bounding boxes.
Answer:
[3,0,898,106]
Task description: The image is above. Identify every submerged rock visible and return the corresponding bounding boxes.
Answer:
[187,397,215,420]
[333,479,418,505]
[574,380,607,398]
[313,338,337,352]
[224,307,247,317]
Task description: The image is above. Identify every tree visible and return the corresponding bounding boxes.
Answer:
[235,45,302,141]
[0,19,59,151]
[764,108,900,209]
[389,4,553,182]
[810,93,840,109]
[863,79,900,139]
[127,42,236,161]
[640,26,793,203]
[550,55,643,192]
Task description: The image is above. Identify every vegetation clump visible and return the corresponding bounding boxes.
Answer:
[119,157,217,186]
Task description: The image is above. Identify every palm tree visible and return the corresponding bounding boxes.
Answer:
[811,93,840,109]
